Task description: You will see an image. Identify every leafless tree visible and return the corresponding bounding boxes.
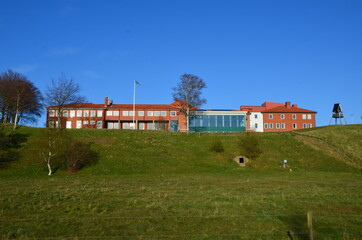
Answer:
[0,70,43,129]
[172,74,207,132]
[44,73,86,129]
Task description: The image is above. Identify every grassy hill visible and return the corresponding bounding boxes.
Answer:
[0,125,361,239]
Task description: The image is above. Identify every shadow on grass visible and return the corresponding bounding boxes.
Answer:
[279,215,308,240]
[0,132,30,168]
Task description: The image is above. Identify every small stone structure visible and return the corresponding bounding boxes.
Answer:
[234,155,249,166]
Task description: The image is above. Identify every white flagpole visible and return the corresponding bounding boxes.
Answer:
[132,80,136,130]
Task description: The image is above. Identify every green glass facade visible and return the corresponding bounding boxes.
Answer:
[189,114,246,133]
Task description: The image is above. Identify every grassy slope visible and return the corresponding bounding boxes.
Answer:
[0,126,361,239]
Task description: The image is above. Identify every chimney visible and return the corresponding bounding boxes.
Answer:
[292,104,298,108]
[104,97,109,107]
[285,101,291,108]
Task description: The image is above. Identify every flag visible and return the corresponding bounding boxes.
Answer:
[135,81,141,85]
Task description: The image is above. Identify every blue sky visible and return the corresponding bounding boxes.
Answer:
[1,0,361,127]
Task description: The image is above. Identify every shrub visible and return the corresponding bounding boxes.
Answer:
[238,133,262,161]
[65,140,97,173]
[209,137,224,153]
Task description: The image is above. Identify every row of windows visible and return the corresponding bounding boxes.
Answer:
[49,110,177,118]
[268,114,313,120]
[107,122,167,130]
[264,123,313,129]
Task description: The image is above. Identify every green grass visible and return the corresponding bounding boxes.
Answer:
[0,125,361,239]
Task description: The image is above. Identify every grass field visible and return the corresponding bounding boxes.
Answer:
[0,125,361,239]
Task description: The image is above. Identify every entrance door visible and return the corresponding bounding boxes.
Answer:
[66,121,72,129]
[170,120,178,132]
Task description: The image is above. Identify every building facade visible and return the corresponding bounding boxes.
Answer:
[46,98,316,132]
[241,101,317,132]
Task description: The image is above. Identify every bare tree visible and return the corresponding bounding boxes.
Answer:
[45,73,86,129]
[172,74,207,132]
[0,70,43,129]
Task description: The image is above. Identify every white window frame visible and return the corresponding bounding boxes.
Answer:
[154,111,160,116]
[170,111,176,117]
[293,123,297,129]
[302,114,307,120]
[147,111,153,116]
[269,114,273,119]
[70,110,76,118]
[276,123,280,129]
[292,114,297,119]
[161,111,166,116]
[106,111,113,116]
[138,111,144,116]
[129,111,135,117]
[269,123,273,129]
[264,123,268,129]
[84,110,89,117]
[49,110,55,117]
[308,123,312,128]
[77,110,82,117]
[97,110,103,117]
[113,111,119,116]
[307,114,312,119]
[303,123,307,128]
[280,114,285,119]
[90,120,96,125]
[62,110,68,117]
[90,110,96,117]
[281,123,285,129]
[83,120,89,125]
[123,111,129,116]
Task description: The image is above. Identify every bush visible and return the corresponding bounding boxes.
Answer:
[65,140,97,173]
[209,137,224,152]
[238,133,262,161]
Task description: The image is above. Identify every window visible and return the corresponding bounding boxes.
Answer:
[307,114,312,119]
[113,111,119,116]
[138,122,145,130]
[281,123,285,129]
[255,123,258,129]
[154,111,160,116]
[77,110,82,117]
[308,123,312,128]
[129,111,135,117]
[138,111,144,116]
[123,122,130,129]
[269,114,273,119]
[84,110,89,117]
[293,123,297,129]
[303,123,307,128]
[48,120,55,128]
[170,111,176,116]
[264,123,268,129]
[90,110,96,117]
[147,123,155,130]
[97,110,103,117]
[269,123,273,129]
[70,110,76,117]
[147,111,153,116]
[280,114,285,119]
[161,111,166,116]
[83,120,89,125]
[254,114,258,119]
[292,114,296,119]
[302,114,306,120]
[106,111,113,116]
[122,111,129,116]
[49,110,55,117]
[62,110,68,117]
[90,121,96,125]
[276,123,280,129]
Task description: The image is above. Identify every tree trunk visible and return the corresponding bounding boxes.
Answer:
[47,162,52,176]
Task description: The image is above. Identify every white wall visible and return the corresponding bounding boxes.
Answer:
[249,112,264,132]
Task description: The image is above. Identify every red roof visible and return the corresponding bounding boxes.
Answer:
[263,106,317,113]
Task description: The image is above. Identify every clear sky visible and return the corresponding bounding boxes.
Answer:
[1,0,361,127]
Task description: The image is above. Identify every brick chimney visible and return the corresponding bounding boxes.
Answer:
[285,101,291,108]
[104,97,109,107]
[292,104,298,108]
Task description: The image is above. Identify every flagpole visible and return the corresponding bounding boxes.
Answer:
[133,80,136,130]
